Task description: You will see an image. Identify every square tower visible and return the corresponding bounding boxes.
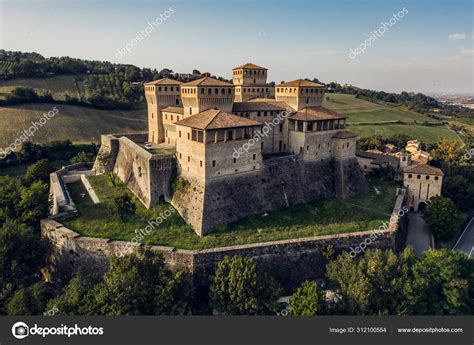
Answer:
[145,78,182,144]
[232,63,273,101]
[403,164,443,211]
[276,79,326,110]
[180,77,234,116]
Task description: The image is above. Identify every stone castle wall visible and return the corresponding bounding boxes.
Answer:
[172,155,369,235]
[42,190,406,290]
[94,133,176,208]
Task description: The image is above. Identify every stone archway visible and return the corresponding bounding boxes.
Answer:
[418,201,427,212]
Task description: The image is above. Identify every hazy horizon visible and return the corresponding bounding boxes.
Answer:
[0,0,473,94]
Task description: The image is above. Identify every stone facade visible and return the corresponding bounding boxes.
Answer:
[94,63,370,236]
[94,133,176,207]
[403,164,443,211]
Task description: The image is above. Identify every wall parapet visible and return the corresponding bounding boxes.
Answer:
[41,189,406,289]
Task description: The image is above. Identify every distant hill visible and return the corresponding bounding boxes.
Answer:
[0,103,146,148]
[323,94,460,143]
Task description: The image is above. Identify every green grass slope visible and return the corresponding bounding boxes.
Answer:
[63,175,398,250]
[0,103,146,147]
[323,94,460,143]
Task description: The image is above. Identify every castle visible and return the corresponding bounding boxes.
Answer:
[95,63,369,236]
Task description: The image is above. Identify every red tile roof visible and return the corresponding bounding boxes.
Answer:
[403,164,444,176]
[232,63,267,70]
[289,106,346,121]
[278,79,325,88]
[145,78,182,86]
[175,109,262,130]
[182,76,233,87]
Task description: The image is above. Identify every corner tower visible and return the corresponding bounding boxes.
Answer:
[145,78,182,144]
[275,79,326,110]
[232,63,273,102]
[180,77,234,116]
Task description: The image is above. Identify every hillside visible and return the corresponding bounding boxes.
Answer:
[0,75,85,101]
[323,94,460,143]
[0,103,146,148]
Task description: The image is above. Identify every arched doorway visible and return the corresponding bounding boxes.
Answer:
[418,201,427,212]
[158,194,165,203]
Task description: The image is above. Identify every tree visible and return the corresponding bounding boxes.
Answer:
[93,251,193,315]
[442,174,474,212]
[70,151,96,164]
[289,281,325,316]
[7,282,53,315]
[46,271,99,315]
[401,249,474,315]
[431,138,465,166]
[18,180,49,227]
[424,196,461,241]
[110,194,136,221]
[0,220,48,313]
[326,248,416,315]
[23,159,51,185]
[209,256,282,315]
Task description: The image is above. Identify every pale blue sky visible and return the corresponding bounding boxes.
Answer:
[0,0,472,93]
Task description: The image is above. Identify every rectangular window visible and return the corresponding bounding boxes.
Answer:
[212,160,216,167]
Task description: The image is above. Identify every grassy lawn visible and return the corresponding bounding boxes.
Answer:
[63,175,399,250]
[323,94,460,143]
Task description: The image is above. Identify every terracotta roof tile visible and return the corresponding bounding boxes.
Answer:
[182,76,233,87]
[278,79,325,88]
[403,164,444,176]
[232,63,267,70]
[289,106,346,121]
[145,78,182,86]
[175,109,262,130]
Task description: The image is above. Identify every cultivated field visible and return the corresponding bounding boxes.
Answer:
[0,103,146,148]
[323,94,460,143]
[0,75,85,100]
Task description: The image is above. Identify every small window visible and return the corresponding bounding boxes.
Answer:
[253,154,256,160]
[179,131,181,138]
[417,175,421,179]
[187,156,190,162]
[435,176,439,181]
[426,176,430,180]
[212,160,216,167]
[200,161,202,167]
[408,174,412,178]
[233,158,237,163]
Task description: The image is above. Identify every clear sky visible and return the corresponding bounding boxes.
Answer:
[0,0,472,94]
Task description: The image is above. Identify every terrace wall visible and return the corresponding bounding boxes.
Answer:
[42,190,407,290]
